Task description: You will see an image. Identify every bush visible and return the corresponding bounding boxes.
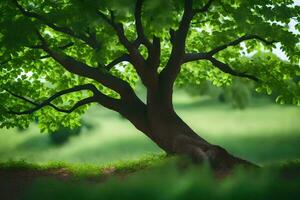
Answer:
[183,78,254,109]
[49,121,93,145]
[49,127,81,145]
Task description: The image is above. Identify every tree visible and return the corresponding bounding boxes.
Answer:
[0,0,299,170]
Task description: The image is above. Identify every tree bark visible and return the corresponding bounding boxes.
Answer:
[149,109,255,171]
[120,91,256,172]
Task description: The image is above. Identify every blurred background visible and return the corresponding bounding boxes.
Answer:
[0,79,299,166]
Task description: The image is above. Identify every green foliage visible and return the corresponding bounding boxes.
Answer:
[223,78,253,109]
[0,0,299,131]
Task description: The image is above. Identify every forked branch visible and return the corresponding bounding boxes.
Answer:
[183,34,276,82]
[208,57,259,82]
[34,32,135,99]
[184,35,276,63]
[5,84,100,115]
[105,54,130,71]
[97,10,132,49]
[160,0,194,88]
[97,9,152,86]
[183,53,259,81]
[134,0,151,48]
[9,97,96,115]
[207,35,277,56]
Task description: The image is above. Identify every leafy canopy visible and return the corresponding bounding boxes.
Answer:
[0,0,299,132]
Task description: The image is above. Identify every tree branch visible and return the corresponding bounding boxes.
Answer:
[183,52,211,63]
[1,42,74,66]
[97,10,132,49]
[45,49,134,99]
[97,10,153,87]
[13,0,99,49]
[33,42,75,60]
[5,81,129,115]
[147,36,161,71]
[28,42,74,50]
[183,52,259,82]
[5,84,100,115]
[105,54,130,71]
[184,35,276,64]
[134,0,151,48]
[5,88,39,106]
[34,32,135,100]
[183,34,275,81]
[208,57,260,82]
[207,34,277,55]
[160,0,194,88]
[134,1,161,75]
[9,97,96,115]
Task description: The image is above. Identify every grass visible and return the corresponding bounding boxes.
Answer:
[0,154,169,200]
[1,155,300,200]
[0,154,166,178]
[16,159,300,200]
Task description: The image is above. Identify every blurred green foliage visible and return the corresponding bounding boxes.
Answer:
[49,127,81,145]
[48,120,93,145]
[181,78,254,109]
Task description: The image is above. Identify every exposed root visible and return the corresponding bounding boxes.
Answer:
[172,134,258,173]
[205,145,258,171]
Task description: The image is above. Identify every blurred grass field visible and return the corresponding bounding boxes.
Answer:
[0,90,300,166]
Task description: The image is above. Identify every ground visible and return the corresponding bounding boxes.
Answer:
[0,90,300,199]
[1,157,300,200]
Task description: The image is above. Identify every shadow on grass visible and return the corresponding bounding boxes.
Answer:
[65,137,162,163]
[209,133,300,165]
[15,135,52,151]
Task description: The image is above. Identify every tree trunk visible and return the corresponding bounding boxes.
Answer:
[147,108,255,171]
[117,87,256,172]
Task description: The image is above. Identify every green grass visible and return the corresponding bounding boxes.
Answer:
[1,149,300,200]
[0,154,166,178]
[20,159,300,200]
[0,90,299,166]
